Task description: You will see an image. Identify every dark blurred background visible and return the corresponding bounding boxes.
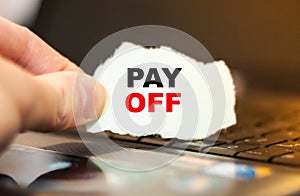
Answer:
[29,0,300,91]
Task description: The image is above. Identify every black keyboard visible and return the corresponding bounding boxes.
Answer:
[43,94,300,167]
[106,108,300,167]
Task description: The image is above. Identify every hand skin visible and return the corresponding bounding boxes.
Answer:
[0,17,106,151]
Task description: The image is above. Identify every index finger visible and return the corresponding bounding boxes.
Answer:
[0,17,79,74]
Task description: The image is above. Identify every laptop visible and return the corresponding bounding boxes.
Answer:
[0,87,299,195]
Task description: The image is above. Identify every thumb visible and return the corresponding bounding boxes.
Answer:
[31,71,106,131]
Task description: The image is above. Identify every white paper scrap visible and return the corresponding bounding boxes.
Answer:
[87,42,236,140]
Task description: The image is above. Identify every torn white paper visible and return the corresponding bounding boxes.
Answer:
[87,42,236,140]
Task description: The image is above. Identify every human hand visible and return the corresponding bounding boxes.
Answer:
[0,17,106,149]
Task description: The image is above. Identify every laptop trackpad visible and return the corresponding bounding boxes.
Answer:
[0,145,106,193]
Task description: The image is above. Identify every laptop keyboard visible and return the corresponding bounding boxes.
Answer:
[106,107,300,167]
[41,92,300,167]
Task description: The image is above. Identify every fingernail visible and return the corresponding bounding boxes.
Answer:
[94,79,108,118]
[75,73,107,124]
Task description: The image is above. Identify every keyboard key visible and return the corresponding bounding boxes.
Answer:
[140,137,169,146]
[115,140,158,150]
[274,141,300,151]
[272,152,300,166]
[265,130,300,140]
[169,140,224,152]
[203,144,257,156]
[236,136,286,147]
[169,141,201,151]
[260,120,292,132]
[290,122,300,130]
[280,111,300,125]
[251,126,280,135]
[208,131,254,143]
[236,147,292,161]
[111,134,140,142]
